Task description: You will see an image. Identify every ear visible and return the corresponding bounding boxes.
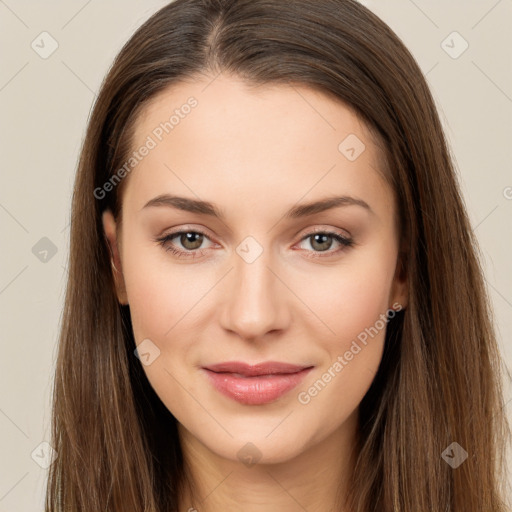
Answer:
[102,209,128,305]
[389,251,408,312]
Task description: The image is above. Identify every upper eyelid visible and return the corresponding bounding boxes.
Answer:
[163,226,217,245]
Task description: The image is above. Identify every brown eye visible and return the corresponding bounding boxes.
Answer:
[309,233,335,252]
[155,229,214,259]
[297,230,354,259]
[178,232,204,250]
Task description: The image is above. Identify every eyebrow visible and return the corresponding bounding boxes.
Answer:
[141,194,373,219]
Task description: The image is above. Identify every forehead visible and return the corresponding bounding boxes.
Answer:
[122,74,392,217]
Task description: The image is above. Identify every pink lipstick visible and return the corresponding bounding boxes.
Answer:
[202,361,314,405]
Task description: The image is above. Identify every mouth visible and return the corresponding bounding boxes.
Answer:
[201,361,314,405]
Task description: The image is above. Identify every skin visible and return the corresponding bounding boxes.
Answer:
[103,73,408,511]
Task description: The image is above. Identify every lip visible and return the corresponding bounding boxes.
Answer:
[202,361,314,405]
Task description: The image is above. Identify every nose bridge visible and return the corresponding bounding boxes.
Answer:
[219,239,288,339]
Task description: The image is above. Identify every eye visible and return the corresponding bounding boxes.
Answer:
[296,229,354,259]
[155,229,214,259]
[154,227,354,260]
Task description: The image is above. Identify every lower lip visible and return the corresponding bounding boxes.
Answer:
[202,367,313,405]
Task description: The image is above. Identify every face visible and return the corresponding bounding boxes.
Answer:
[103,74,407,465]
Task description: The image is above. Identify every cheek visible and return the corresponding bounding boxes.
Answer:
[123,267,171,344]
[292,248,396,418]
[120,236,206,343]
[304,250,396,349]
[120,242,221,414]
[120,245,208,419]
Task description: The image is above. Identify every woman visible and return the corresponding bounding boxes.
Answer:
[45,0,511,510]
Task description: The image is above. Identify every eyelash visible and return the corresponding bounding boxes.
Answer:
[154,227,354,260]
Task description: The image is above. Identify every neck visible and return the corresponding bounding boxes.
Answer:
[177,410,359,512]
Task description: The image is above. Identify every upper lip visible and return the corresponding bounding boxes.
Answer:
[203,361,313,377]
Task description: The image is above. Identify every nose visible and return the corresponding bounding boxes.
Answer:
[219,247,291,341]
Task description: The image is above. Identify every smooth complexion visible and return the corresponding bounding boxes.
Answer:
[103,73,408,511]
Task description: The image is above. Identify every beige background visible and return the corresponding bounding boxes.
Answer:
[0,0,511,509]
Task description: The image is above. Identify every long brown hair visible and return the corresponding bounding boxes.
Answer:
[45,0,511,510]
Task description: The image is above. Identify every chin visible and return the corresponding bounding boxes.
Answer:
[199,428,310,467]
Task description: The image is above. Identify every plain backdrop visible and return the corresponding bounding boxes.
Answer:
[0,1,511,510]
